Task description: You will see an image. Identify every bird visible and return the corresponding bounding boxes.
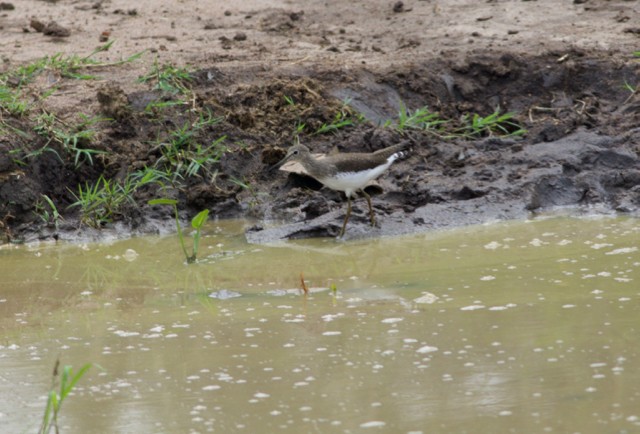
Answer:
[274,142,410,237]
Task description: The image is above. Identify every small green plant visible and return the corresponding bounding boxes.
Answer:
[230,176,265,208]
[69,176,129,227]
[69,171,155,227]
[138,58,193,95]
[34,195,63,229]
[283,95,295,106]
[31,112,109,168]
[623,80,638,104]
[154,110,226,180]
[0,84,30,116]
[294,121,306,136]
[314,99,362,135]
[6,41,143,86]
[39,359,93,434]
[314,110,354,135]
[148,198,209,264]
[131,166,174,188]
[330,282,338,305]
[393,102,447,132]
[459,107,526,138]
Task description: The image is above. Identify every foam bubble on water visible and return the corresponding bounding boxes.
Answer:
[499,410,512,416]
[590,243,612,250]
[123,249,139,262]
[461,305,485,311]
[142,333,162,339]
[202,385,220,391]
[113,330,139,337]
[606,247,638,255]
[322,331,341,336]
[480,275,496,281]
[484,241,501,250]
[416,345,438,354]
[562,304,575,309]
[414,292,438,304]
[322,313,343,322]
[253,392,270,399]
[360,421,385,428]
[381,318,403,324]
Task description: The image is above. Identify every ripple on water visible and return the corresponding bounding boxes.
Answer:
[208,289,242,299]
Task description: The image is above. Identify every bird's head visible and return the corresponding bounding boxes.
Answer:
[270,144,311,170]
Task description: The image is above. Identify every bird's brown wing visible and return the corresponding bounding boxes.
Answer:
[326,154,383,174]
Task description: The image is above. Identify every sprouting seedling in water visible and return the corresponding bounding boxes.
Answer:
[330,282,338,305]
[148,198,209,264]
[39,358,94,434]
[300,272,309,296]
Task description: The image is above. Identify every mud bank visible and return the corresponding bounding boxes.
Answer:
[1,0,639,244]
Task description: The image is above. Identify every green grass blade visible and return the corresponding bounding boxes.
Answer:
[148,198,178,206]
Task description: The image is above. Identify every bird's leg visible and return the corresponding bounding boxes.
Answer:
[362,190,375,226]
[338,196,352,238]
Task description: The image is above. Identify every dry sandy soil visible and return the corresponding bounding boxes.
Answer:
[0,0,639,242]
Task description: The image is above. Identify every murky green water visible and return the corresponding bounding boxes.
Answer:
[1,216,639,433]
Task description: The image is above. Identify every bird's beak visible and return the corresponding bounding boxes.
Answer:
[269,151,293,172]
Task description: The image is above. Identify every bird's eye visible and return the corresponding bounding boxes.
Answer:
[293,150,298,155]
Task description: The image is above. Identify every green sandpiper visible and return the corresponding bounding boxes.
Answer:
[274,142,410,237]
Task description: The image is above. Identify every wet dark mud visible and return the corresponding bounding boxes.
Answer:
[0,0,639,244]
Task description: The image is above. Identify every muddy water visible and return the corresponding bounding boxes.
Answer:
[1,216,639,433]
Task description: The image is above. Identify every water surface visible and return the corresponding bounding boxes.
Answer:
[1,216,639,433]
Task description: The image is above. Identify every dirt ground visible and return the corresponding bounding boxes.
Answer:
[0,0,639,242]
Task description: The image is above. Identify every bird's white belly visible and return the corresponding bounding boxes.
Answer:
[319,161,392,197]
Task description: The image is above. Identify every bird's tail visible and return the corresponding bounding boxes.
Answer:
[374,140,412,161]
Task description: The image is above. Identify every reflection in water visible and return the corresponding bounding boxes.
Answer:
[0,216,639,433]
